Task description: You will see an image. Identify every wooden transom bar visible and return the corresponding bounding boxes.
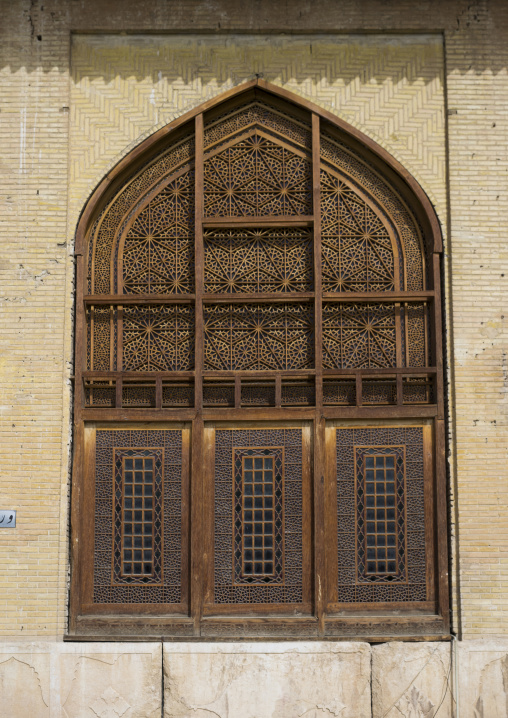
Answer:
[69,80,449,640]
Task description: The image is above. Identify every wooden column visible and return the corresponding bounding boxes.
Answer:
[312,113,326,633]
[191,113,205,634]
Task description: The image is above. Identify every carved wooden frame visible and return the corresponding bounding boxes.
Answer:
[69,79,449,640]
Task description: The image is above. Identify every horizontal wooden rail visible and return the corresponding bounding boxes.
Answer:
[202,215,314,228]
[84,291,435,305]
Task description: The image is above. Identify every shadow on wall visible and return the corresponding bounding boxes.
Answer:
[1,0,508,77]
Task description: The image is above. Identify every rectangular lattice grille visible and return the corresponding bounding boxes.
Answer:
[364,455,397,575]
[237,453,283,580]
[113,448,163,585]
[121,456,156,578]
[214,429,302,604]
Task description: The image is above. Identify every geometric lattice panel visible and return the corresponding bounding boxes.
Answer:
[322,303,397,369]
[93,429,182,604]
[336,426,426,603]
[86,305,116,372]
[321,171,396,292]
[122,304,195,371]
[122,171,195,295]
[204,132,312,217]
[203,303,314,371]
[214,428,303,604]
[204,228,313,294]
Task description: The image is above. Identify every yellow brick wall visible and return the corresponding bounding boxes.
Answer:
[0,0,507,639]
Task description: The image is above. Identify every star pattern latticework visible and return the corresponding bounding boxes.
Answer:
[122,171,194,294]
[203,303,314,371]
[204,132,312,217]
[204,228,313,294]
[322,303,397,368]
[85,101,432,380]
[321,171,396,292]
[122,304,194,371]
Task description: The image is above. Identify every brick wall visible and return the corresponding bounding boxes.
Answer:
[0,0,506,639]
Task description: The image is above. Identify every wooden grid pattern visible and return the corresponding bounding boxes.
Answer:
[237,452,283,581]
[120,455,157,579]
[363,454,399,576]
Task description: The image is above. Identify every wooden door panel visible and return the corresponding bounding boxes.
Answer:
[324,420,436,617]
[203,423,312,616]
[79,422,190,617]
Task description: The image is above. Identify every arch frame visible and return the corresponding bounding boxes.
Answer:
[74,79,443,258]
[69,79,449,641]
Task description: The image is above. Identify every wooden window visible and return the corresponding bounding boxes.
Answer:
[70,80,448,639]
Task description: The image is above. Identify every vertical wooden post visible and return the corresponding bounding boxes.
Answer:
[355,370,363,407]
[191,112,205,635]
[275,374,282,408]
[235,376,241,409]
[432,254,445,420]
[115,376,123,409]
[312,113,326,633]
[396,373,404,406]
[155,376,162,409]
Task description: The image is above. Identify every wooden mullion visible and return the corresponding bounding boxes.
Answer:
[395,303,403,368]
[191,112,205,635]
[115,376,123,408]
[235,376,241,409]
[356,370,363,407]
[116,306,123,372]
[275,375,282,408]
[155,376,162,409]
[311,113,326,635]
[396,373,404,406]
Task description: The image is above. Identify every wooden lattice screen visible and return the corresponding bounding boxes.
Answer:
[70,80,448,639]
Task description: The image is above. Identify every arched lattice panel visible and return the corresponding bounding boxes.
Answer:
[84,89,431,378]
[73,82,447,640]
[120,169,195,296]
[86,130,195,295]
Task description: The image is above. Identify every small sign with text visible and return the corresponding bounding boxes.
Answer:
[0,511,16,528]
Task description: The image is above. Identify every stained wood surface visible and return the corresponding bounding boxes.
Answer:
[69,80,449,639]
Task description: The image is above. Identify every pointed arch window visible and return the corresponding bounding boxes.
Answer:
[71,81,448,639]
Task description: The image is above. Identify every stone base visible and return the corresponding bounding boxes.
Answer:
[0,642,161,718]
[163,642,371,718]
[1,638,508,717]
